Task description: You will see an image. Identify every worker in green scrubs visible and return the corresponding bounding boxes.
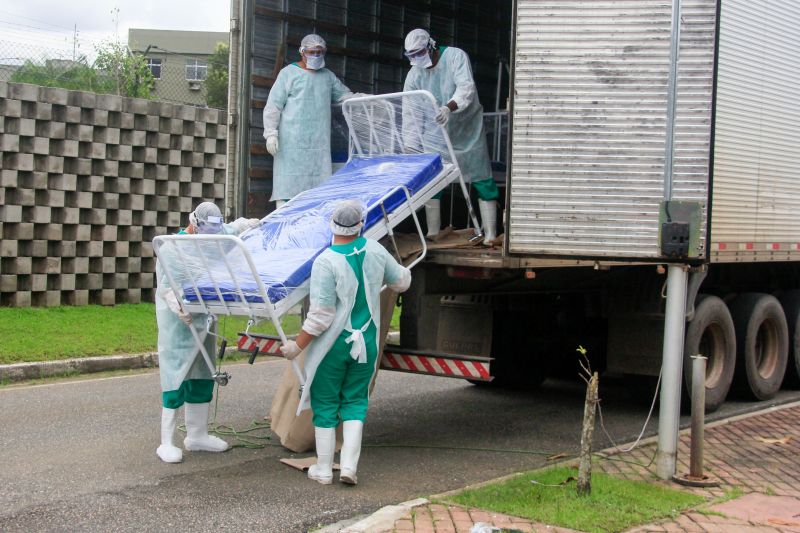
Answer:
[280,200,411,485]
[155,202,259,463]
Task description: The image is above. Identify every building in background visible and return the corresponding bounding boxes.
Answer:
[128,29,228,106]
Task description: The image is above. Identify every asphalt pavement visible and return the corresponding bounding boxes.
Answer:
[2,358,798,532]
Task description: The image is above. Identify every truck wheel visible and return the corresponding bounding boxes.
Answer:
[729,293,789,400]
[778,290,800,388]
[683,294,736,413]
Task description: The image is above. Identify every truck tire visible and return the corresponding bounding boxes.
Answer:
[683,294,736,413]
[729,293,789,400]
[778,290,800,388]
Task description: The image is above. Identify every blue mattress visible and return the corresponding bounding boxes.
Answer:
[184,153,443,304]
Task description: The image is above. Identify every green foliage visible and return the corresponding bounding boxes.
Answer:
[93,39,155,98]
[205,42,229,109]
[448,466,704,533]
[9,40,154,98]
[11,56,113,93]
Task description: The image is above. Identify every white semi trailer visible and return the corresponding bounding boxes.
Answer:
[228,0,800,413]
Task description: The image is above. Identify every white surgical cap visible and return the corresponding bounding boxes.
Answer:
[189,201,223,233]
[404,29,435,53]
[330,199,366,236]
[300,34,326,53]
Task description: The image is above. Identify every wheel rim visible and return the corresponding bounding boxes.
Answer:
[754,319,779,379]
[699,322,725,387]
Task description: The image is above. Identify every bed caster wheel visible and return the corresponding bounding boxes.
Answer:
[213,372,231,386]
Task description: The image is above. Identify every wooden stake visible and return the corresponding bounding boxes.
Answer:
[577,371,598,496]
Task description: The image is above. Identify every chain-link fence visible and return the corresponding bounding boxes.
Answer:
[0,35,229,110]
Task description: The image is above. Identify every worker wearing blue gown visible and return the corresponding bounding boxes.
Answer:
[262,34,355,208]
[402,28,500,244]
[280,200,412,485]
[155,202,259,463]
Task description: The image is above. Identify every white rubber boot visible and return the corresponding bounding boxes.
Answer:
[478,199,497,245]
[308,426,335,485]
[183,402,230,452]
[339,420,363,485]
[424,199,441,239]
[156,407,183,463]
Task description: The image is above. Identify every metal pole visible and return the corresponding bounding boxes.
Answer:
[656,264,688,479]
[689,355,707,478]
[662,0,682,199]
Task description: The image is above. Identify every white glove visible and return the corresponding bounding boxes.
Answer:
[162,289,192,326]
[280,340,302,360]
[265,134,279,156]
[230,217,261,234]
[435,105,451,125]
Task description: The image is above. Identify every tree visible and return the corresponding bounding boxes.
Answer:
[93,39,155,98]
[10,40,154,99]
[205,42,229,109]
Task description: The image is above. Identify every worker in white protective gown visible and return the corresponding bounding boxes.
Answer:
[279,200,411,485]
[402,28,500,244]
[263,34,357,209]
[155,202,260,463]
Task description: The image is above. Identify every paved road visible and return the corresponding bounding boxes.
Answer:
[2,358,798,532]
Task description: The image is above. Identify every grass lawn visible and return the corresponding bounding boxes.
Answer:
[447,466,704,533]
[0,304,402,365]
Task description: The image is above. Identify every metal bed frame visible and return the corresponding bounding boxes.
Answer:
[151,91,478,388]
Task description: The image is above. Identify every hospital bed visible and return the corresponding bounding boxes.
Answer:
[152,91,480,387]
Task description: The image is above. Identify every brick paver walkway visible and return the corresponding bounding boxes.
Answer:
[378,402,800,533]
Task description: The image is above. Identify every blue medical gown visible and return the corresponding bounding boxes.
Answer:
[264,63,352,201]
[403,47,492,183]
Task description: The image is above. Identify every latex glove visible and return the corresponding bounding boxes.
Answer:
[435,105,451,125]
[163,289,192,326]
[280,340,302,360]
[230,217,261,234]
[265,134,279,156]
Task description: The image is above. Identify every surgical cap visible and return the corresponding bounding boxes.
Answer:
[189,202,224,234]
[404,29,435,53]
[330,199,366,236]
[300,34,326,53]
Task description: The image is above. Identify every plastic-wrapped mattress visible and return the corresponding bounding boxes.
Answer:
[184,153,443,304]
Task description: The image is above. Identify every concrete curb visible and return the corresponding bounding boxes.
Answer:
[0,353,159,383]
[323,498,429,533]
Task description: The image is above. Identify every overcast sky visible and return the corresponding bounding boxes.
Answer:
[1,0,230,61]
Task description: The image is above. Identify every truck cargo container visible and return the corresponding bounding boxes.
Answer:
[227,0,800,416]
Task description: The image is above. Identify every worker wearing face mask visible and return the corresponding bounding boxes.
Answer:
[402,28,500,244]
[155,202,259,463]
[279,200,412,485]
[262,34,357,209]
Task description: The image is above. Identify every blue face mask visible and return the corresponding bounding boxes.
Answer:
[306,55,325,70]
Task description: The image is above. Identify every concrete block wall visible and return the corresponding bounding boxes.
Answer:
[0,82,227,307]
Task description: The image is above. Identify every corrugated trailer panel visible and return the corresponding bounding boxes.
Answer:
[710,0,800,262]
[508,0,716,259]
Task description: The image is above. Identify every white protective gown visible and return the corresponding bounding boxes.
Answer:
[155,224,238,393]
[403,47,493,183]
[262,63,352,201]
[296,239,411,415]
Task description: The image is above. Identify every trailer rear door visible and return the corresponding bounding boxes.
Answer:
[507,0,717,260]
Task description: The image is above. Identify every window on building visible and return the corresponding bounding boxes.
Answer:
[185,59,207,81]
[146,58,162,80]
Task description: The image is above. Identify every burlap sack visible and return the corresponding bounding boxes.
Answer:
[269,288,400,452]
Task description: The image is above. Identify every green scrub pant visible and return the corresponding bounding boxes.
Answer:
[310,322,378,428]
[432,177,498,201]
[162,379,214,409]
